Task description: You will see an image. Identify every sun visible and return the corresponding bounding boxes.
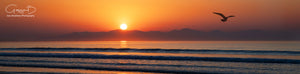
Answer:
[120,24,127,30]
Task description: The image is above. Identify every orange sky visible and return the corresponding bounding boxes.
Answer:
[0,0,299,35]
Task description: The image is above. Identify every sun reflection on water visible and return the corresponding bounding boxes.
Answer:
[120,41,127,48]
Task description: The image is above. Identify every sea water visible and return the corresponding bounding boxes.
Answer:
[0,41,299,73]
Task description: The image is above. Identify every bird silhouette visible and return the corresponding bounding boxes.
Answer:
[213,12,235,22]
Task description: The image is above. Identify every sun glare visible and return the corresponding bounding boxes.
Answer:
[120,24,127,30]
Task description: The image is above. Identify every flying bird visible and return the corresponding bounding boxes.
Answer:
[213,12,235,22]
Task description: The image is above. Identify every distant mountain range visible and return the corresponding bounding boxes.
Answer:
[41,28,300,41]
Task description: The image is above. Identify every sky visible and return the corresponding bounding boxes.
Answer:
[0,0,300,38]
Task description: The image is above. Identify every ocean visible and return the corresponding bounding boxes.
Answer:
[0,41,299,74]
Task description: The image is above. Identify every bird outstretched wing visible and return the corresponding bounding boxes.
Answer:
[228,15,235,18]
[213,12,226,18]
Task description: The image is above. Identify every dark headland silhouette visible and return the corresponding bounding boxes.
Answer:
[39,28,299,41]
[0,28,299,41]
[213,12,235,22]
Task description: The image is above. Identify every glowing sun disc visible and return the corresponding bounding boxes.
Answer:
[120,24,127,30]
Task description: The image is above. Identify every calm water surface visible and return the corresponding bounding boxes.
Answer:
[1,41,299,51]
